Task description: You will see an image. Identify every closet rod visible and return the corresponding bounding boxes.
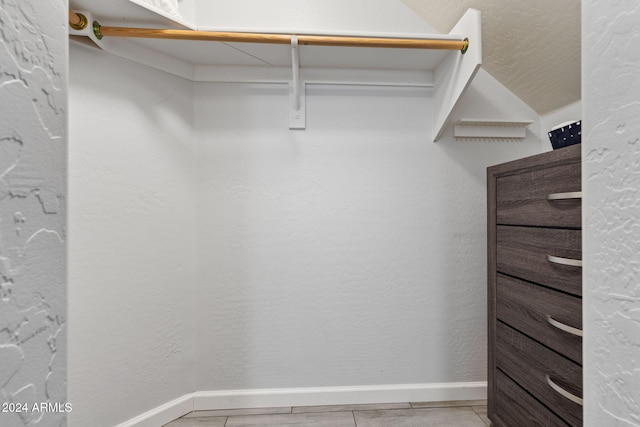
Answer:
[69,11,469,52]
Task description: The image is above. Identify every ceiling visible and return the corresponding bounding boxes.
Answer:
[401,0,581,114]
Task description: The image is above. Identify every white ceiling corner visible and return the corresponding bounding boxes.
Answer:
[400,0,581,115]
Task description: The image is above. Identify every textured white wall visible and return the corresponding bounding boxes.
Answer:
[0,1,68,426]
[583,1,640,426]
[68,43,197,426]
[194,78,541,392]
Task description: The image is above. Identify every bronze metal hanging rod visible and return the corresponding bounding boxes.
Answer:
[69,10,469,53]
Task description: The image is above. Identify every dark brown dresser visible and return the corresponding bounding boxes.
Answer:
[487,144,583,427]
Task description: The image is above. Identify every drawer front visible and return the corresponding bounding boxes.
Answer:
[493,370,570,427]
[496,162,581,228]
[497,226,582,296]
[497,273,582,364]
[496,322,583,427]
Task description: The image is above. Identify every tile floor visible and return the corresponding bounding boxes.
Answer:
[163,400,490,427]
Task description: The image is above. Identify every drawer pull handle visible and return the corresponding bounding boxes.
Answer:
[546,315,583,337]
[545,374,583,406]
[547,191,582,200]
[547,255,582,267]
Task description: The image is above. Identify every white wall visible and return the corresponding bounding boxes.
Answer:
[583,1,640,426]
[67,2,547,421]
[194,0,436,35]
[0,1,68,426]
[67,46,543,427]
[68,43,197,426]
[193,77,542,393]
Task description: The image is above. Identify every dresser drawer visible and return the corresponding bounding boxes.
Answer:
[493,370,570,427]
[496,322,583,427]
[497,273,582,364]
[496,162,581,228]
[497,226,582,296]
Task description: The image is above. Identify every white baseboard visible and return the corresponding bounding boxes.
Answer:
[117,382,487,426]
[193,381,487,411]
[114,394,193,427]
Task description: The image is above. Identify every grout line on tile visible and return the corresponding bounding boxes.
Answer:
[409,400,487,409]
[472,407,491,427]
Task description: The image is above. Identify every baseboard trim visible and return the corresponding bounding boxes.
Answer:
[193,381,487,411]
[114,394,193,427]
[118,382,487,426]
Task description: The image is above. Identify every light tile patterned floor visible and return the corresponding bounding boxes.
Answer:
[163,400,490,426]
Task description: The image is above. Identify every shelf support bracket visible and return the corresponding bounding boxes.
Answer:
[289,36,306,129]
[68,10,109,50]
[432,8,482,142]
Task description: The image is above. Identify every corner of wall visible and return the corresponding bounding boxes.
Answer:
[68,41,198,427]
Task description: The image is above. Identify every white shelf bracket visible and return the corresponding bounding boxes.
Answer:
[433,8,482,142]
[289,36,306,129]
[68,10,110,50]
[453,120,533,141]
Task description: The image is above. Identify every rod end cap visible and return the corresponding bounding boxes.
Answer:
[461,37,469,54]
[93,21,103,40]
